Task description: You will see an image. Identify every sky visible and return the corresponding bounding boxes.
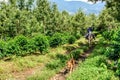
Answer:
[0,0,8,2]
[64,0,93,4]
[65,0,90,2]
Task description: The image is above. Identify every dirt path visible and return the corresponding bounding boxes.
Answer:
[49,46,94,80]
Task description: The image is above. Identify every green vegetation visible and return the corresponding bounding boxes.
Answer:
[0,0,120,80]
[68,36,76,44]
[27,39,87,80]
[67,41,119,80]
[67,56,119,80]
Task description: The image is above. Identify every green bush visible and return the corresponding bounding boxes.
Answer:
[104,47,117,60]
[101,29,120,60]
[46,60,61,70]
[68,36,76,44]
[14,35,29,56]
[67,56,119,80]
[104,44,120,60]
[75,34,81,39]
[27,39,36,54]
[33,34,49,53]
[62,35,69,44]
[102,30,116,41]
[55,54,68,63]
[0,40,6,59]
[49,33,63,47]
[62,33,71,44]
[80,46,89,52]
[116,59,120,76]
[6,40,19,56]
[46,54,67,70]
[70,49,83,60]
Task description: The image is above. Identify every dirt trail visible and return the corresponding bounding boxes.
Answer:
[49,46,94,80]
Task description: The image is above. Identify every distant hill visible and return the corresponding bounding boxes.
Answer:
[49,0,105,15]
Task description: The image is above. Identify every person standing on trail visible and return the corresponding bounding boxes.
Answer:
[85,25,95,40]
[87,27,93,34]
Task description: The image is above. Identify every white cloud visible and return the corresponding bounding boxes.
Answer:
[0,0,8,2]
[64,0,93,4]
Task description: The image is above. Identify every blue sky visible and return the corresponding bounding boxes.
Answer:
[65,0,90,2]
[64,0,102,4]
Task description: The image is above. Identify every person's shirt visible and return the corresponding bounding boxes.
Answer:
[87,27,92,33]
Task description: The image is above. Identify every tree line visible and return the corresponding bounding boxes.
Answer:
[0,0,99,40]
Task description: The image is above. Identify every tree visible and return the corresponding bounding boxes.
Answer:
[72,9,86,36]
[17,0,26,10]
[34,0,51,34]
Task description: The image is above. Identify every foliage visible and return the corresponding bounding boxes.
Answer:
[68,36,76,44]
[46,54,67,70]
[103,28,120,60]
[70,49,83,60]
[14,35,29,56]
[116,59,120,76]
[27,39,36,54]
[33,34,49,53]
[6,40,19,56]
[104,47,117,60]
[67,56,119,80]
[0,40,6,59]
[102,30,115,40]
[49,33,63,47]
[75,34,81,39]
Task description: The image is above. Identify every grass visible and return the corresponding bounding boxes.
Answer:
[0,37,91,80]
[27,58,65,80]
[0,37,84,80]
[27,38,88,80]
[66,36,119,80]
[0,55,48,79]
[27,67,61,80]
[66,55,119,80]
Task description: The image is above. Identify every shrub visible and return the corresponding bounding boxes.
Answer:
[49,33,63,47]
[14,35,29,56]
[68,36,76,44]
[104,43,120,60]
[104,47,118,60]
[46,54,67,70]
[75,34,81,39]
[80,46,89,52]
[62,35,69,44]
[67,56,118,80]
[46,59,62,70]
[6,40,19,56]
[55,54,68,63]
[27,39,36,54]
[33,34,49,53]
[116,59,120,76]
[70,49,83,60]
[62,33,71,44]
[0,40,6,59]
[102,30,115,40]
